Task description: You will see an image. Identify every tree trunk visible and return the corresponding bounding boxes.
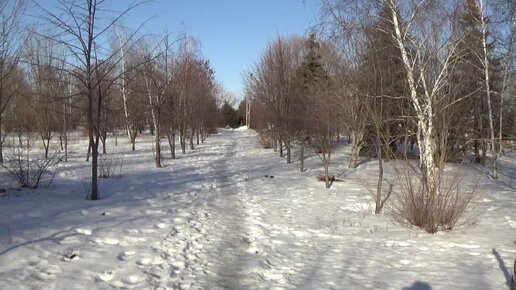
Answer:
[474,140,480,163]
[279,136,284,157]
[43,139,49,160]
[130,127,136,151]
[299,139,305,172]
[180,128,186,154]
[88,90,98,200]
[479,0,497,178]
[189,129,194,150]
[324,155,330,189]
[389,0,436,199]
[0,116,4,163]
[375,131,383,214]
[64,114,68,163]
[91,140,99,200]
[349,130,363,168]
[101,132,107,154]
[154,121,161,168]
[167,132,176,159]
[86,142,91,162]
[286,138,291,164]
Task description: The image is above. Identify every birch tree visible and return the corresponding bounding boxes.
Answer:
[140,35,175,167]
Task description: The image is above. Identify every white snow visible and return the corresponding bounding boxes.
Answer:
[0,128,514,289]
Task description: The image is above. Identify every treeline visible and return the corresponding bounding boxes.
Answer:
[245,0,515,232]
[0,1,230,199]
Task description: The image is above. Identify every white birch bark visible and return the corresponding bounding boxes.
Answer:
[387,0,436,196]
[116,30,131,141]
[478,0,498,178]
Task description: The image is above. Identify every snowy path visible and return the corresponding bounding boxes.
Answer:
[0,128,515,290]
[143,132,264,289]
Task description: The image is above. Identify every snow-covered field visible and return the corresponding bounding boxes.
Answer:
[0,128,515,290]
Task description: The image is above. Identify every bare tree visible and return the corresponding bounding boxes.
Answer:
[0,0,25,163]
[477,0,497,178]
[385,0,462,200]
[37,0,146,200]
[140,34,176,167]
[245,36,304,163]
[24,32,69,159]
[114,25,146,151]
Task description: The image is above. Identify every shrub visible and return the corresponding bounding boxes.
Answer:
[2,146,60,189]
[259,130,275,149]
[98,152,124,178]
[391,165,478,233]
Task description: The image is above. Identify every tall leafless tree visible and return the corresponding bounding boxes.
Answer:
[37,0,146,200]
[0,0,25,163]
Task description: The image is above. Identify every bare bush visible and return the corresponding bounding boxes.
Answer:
[98,152,124,179]
[259,130,275,149]
[2,146,60,189]
[391,166,478,233]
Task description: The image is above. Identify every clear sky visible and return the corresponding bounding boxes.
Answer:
[131,0,318,99]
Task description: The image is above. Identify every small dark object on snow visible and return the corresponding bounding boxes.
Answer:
[101,212,107,216]
[63,250,80,262]
[316,175,345,182]
[264,175,274,179]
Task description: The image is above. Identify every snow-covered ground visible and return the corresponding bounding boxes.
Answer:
[0,128,515,290]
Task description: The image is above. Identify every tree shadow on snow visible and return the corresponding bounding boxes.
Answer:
[492,248,513,289]
[402,281,432,290]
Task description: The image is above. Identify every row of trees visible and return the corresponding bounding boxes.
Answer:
[0,0,225,199]
[245,0,515,232]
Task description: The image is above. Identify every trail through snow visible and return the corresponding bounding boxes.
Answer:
[0,128,515,290]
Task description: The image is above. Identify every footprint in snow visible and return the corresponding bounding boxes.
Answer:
[96,270,115,282]
[136,256,165,266]
[159,217,173,224]
[92,237,119,245]
[124,228,140,235]
[121,236,146,245]
[154,223,167,229]
[108,274,145,287]
[62,250,80,262]
[117,251,136,261]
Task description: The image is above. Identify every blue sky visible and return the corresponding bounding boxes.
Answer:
[131,0,318,99]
